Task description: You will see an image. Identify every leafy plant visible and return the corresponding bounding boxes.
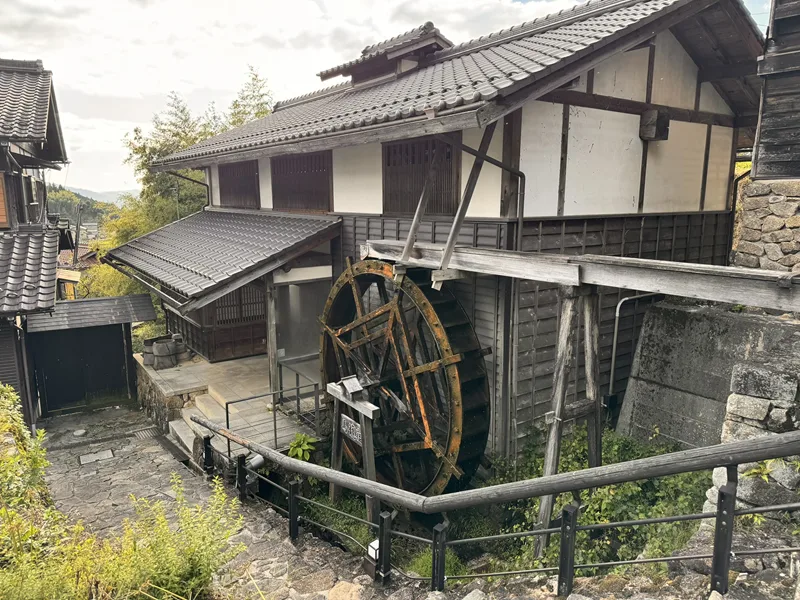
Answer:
[743,459,780,483]
[288,433,317,461]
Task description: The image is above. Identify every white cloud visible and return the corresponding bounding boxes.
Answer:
[2,0,583,190]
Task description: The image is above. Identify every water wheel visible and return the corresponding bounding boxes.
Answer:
[320,259,490,496]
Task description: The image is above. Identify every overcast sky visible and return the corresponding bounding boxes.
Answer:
[1,0,770,193]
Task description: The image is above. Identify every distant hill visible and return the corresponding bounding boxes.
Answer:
[66,187,139,207]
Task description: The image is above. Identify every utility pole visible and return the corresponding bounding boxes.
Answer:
[72,202,82,267]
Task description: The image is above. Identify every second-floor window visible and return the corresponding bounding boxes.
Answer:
[271,151,332,212]
[382,135,460,216]
[219,160,260,209]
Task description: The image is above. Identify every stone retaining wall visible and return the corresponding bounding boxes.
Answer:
[733,180,800,271]
[136,361,198,432]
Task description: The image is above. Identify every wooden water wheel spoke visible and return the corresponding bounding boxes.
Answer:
[321,260,490,495]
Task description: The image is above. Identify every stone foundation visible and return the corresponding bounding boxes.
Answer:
[733,180,800,271]
[136,361,201,432]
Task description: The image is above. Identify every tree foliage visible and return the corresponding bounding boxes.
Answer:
[46,185,114,224]
[81,66,273,303]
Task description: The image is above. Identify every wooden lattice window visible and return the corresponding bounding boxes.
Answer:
[382,135,460,216]
[215,284,266,326]
[219,160,260,209]
[271,151,332,212]
[0,177,7,228]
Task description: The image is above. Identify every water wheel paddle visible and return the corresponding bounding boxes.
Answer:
[320,259,490,496]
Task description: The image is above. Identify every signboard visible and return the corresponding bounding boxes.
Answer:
[340,413,362,446]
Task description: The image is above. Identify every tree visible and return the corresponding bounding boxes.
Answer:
[83,67,274,301]
[225,65,273,129]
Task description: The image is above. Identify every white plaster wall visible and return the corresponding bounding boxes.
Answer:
[592,47,649,101]
[273,265,332,285]
[209,165,221,206]
[519,100,563,217]
[332,143,382,214]
[699,83,734,116]
[704,126,734,211]
[461,125,504,218]
[643,120,707,212]
[651,32,698,110]
[564,107,643,215]
[258,157,273,209]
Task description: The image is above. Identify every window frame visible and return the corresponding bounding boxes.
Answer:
[218,160,261,209]
[381,133,462,217]
[270,150,333,213]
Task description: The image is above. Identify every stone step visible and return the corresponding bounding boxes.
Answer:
[169,418,196,455]
[182,406,248,457]
[207,384,232,406]
[195,393,227,421]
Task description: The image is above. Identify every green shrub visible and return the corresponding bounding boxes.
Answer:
[302,491,373,555]
[407,546,467,578]
[0,385,244,599]
[288,433,317,461]
[484,426,709,575]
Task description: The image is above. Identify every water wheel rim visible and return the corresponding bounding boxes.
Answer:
[320,259,487,496]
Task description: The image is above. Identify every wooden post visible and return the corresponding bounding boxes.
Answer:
[265,273,279,394]
[361,411,380,524]
[536,286,579,554]
[583,289,602,468]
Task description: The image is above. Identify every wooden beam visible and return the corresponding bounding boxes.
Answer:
[362,239,800,312]
[539,89,736,128]
[698,61,758,82]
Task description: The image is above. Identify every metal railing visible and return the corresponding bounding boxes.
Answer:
[194,415,800,595]
[278,354,321,429]
[222,382,320,458]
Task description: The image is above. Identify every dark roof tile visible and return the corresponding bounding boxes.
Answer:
[106,210,340,298]
[0,229,58,315]
[26,294,157,333]
[155,0,683,167]
[0,59,52,142]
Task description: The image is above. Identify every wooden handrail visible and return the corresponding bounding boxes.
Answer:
[191,414,800,514]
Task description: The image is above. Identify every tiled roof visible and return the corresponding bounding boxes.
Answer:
[105,210,340,298]
[155,0,686,166]
[0,228,59,315]
[317,22,453,80]
[26,294,157,333]
[57,246,98,269]
[0,59,52,142]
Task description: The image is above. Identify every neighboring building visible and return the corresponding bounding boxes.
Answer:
[751,0,800,178]
[56,244,99,299]
[0,58,68,426]
[107,0,763,455]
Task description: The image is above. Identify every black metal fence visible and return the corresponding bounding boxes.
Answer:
[195,416,800,596]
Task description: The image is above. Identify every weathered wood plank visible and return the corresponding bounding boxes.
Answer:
[362,240,800,312]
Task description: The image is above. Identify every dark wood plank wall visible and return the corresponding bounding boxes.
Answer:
[753,0,800,178]
[271,151,332,212]
[382,135,461,215]
[218,160,260,209]
[513,211,733,451]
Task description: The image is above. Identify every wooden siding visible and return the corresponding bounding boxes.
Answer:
[513,211,733,451]
[753,72,800,178]
[218,160,260,209]
[166,284,267,363]
[382,135,461,216]
[271,151,332,212]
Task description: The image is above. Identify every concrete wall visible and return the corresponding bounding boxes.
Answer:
[519,100,563,217]
[732,180,800,272]
[618,302,800,448]
[209,165,221,206]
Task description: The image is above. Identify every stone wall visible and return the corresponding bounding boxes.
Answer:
[733,180,800,271]
[705,360,800,517]
[136,361,197,432]
[617,302,800,448]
